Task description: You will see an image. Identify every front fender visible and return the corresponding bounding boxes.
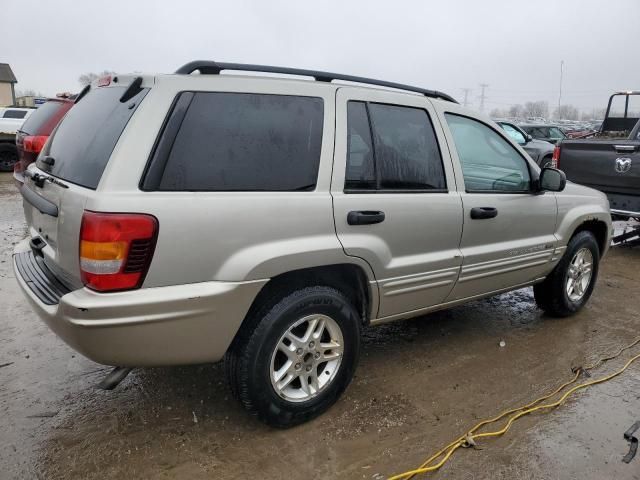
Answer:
[555,183,613,256]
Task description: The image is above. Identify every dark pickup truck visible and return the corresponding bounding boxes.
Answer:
[555,91,640,218]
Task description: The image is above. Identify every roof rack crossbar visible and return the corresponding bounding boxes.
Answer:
[174,61,457,103]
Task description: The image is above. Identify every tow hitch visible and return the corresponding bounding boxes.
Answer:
[612,223,640,246]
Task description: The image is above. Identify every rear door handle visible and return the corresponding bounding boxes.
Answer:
[470,207,498,219]
[347,210,386,225]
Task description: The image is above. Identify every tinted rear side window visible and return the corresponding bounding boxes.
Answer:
[19,101,67,135]
[345,102,376,190]
[345,101,446,191]
[369,103,446,190]
[39,86,148,189]
[155,93,324,191]
[3,109,27,119]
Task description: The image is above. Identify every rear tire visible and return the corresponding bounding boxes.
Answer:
[0,144,18,172]
[534,231,600,317]
[225,286,361,427]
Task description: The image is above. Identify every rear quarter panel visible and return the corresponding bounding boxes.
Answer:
[94,76,374,286]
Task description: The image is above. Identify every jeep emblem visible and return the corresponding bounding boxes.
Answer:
[615,157,632,173]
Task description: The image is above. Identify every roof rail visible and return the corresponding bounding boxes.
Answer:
[174,61,458,103]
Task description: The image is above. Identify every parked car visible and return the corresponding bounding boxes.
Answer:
[565,128,598,139]
[14,97,75,184]
[496,121,556,166]
[13,63,611,427]
[519,123,567,145]
[555,91,640,218]
[0,107,33,171]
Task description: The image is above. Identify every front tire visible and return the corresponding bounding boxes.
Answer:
[534,231,600,317]
[540,154,553,168]
[225,286,361,427]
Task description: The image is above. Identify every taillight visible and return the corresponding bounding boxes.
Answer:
[79,211,158,292]
[551,145,561,168]
[23,135,48,154]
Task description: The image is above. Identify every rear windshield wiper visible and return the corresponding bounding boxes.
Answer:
[24,169,69,189]
[75,84,90,104]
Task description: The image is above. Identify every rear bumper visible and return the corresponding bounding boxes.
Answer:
[607,192,640,218]
[13,239,266,367]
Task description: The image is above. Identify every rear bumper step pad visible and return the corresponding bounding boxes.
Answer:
[14,251,71,305]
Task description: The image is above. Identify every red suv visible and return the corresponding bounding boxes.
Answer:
[14,97,75,184]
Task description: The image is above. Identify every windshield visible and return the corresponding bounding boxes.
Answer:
[499,123,526,145]
[548,127,565,139]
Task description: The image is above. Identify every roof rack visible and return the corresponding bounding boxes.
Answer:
[174,61,458,103]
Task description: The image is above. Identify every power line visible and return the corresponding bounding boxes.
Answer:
[478,83,489,112]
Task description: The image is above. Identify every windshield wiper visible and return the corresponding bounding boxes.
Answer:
[24,169,69,189]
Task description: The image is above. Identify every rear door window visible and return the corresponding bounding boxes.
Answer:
[345,101,446,191]
[152,93,324,191]
[345,102,376,190]
[369,103,446,190]
[38,86,148,189]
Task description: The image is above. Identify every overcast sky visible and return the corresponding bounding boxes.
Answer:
[2,0,638,115]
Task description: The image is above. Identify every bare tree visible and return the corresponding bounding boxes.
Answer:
[489,108,508,118]
[15,88,44,97]
[508,104,524,119]
[581,108,606,121]
[523,101,549,119]
[554,104,580,120]
[78,70,116,87]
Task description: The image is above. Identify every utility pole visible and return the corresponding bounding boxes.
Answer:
[478,83,489,112]
[558,60,564,118]
[461,88,472,108]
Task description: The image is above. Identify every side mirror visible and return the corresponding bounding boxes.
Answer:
[538,167,566,192]
[526,134,533,143]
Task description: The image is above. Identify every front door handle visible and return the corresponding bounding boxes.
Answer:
[470,207,498,219]
[347,210,386,225]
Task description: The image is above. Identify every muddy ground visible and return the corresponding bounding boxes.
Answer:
[1,171,639,480]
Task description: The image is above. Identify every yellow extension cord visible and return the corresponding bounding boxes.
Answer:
[389,336,640,480]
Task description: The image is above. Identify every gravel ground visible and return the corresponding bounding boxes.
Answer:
[1,172,639,479]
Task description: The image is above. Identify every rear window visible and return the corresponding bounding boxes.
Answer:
[147,92,324,191]
[38,86,148,189]
[3,109,28,119]
[19,101,67,135]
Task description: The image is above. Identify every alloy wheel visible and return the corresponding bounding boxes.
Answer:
[270,314,344,403]
[566,247,593,302]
